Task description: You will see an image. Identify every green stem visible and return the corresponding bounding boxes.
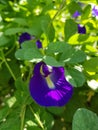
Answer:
[20,105,26,130]
[29,105,44,130]
[1,50,16,81]
[5,44,16,57]
[51,0,66,22]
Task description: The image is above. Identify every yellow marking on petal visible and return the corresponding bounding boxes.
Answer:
[46,76,55,89]
[40,65,45,76]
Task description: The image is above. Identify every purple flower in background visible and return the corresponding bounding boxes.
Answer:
[36,40,42,49]
[19,32,42,49]
[78,24,86,34]
[19,32,31,44]
[29,62,73,107]
[73,11,81,18]
[92,6,98,17]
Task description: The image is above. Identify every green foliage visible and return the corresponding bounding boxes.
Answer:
[65,68,85,87]
[15,41,43,61]
[0,35,10,47]
[83,57,98,72]
[64,19,77,41]
[72,108,98,130]
[0,0,98,130]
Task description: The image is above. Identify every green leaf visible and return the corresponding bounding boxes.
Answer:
[15,49,25,60]
[15,77,27,91]
[15,41,43,61]
[0,116,20,130]
[15,77,32,105]
[0,35,9,47]
[47,107,65,115]
[43,56,64,66]
[0,107,9,122]
[67,1,82,15]
[41,15,55,42]
[72,108,98,130]
[66,50,86,64]
[68,34,96,45]
[64,19,77,41]
[65,68,85,87]
[12,18,28,26]
[21,41,34,48]
[61,49,86,64]
[25,16,43,37]
[24,48,43,61]
[63,89,87,122]
[41,111,54,130]
[83,57,98,73]
[5,28,23,35]
[27,0,37,11]
[46,41,72,54]
[26,105,54,130]
[79,0,96,4]
[81,5,91,20]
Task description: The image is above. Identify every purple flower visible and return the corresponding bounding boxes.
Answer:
[29,62,73,107]
[92,6,98,17]
[78,24,86,34]
[19,32,31,44]
[73,11,81,18]
[36,40,42,49]
[19,32,42,49]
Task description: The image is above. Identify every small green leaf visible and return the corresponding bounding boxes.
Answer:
[24,48,43,61]
[15,41,43,61]
[15,49,25,60]
[25,16,43,37]
[60,48,86,64]
[83,57,98,72]
[81,5,91,20]
[72,108,98,130]
[12,18,28,26]
[46,42,72,54]
[66,50,86,64]
[68,34,96,45]
[43,56,64,66]
[64,19,77,41]
[66,68,85,87]
[5,28,23,35]
[41,15,55,42]
[67,1,82,15]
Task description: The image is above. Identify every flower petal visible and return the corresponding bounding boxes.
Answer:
[73,11,81,18]
[92,6,98,17]
[36,40,42,48]
[29,62,73,107]
[78,24,86,34]
[19,32,31,44]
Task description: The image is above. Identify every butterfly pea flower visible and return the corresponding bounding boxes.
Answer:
[78,24,86,34]
[19,32,42,49]
[19,32,32,44]
[73,11,81,18]
[29,62,73,107]
[92,6,98,17]
[36,40,42,49]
